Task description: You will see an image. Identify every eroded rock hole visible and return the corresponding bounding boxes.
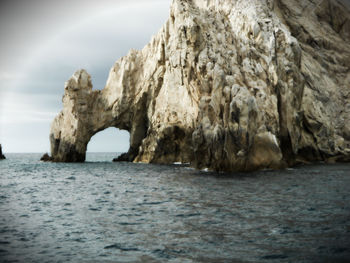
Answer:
[86,127,130,162]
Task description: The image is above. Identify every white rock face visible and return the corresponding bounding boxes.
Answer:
[49,0,350,171]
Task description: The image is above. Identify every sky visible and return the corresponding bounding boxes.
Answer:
[0,0,172,153]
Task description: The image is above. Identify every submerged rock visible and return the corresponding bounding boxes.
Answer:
[49,0,350,171]
[0,144,5,160]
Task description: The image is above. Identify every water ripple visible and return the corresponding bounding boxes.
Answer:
[0,153,350,262]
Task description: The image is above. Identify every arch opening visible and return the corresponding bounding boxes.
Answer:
[86,127,130,162]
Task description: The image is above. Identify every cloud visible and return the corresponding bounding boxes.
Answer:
[0,0,172,153]
[0,72,23,81]
[0,92,58,124]
[3,0,171,95]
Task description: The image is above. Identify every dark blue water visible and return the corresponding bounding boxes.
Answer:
[0,153,350,262]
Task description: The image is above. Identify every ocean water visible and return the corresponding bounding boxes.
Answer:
[0,153,350,263]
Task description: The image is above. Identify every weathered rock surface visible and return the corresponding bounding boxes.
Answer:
[48,0,350,171]
[0,144,6,160]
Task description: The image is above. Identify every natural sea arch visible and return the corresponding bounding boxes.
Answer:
[49,69,149,163]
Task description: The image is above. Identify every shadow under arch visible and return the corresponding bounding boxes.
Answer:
[86,127,130,162]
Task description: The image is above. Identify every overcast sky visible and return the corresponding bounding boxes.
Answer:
[0,0,172,153]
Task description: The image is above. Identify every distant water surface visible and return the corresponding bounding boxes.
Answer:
[0,153,350,262]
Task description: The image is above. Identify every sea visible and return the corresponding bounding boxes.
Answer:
[0,153,350,263]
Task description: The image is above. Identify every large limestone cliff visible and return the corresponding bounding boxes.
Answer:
[49,0,350,171]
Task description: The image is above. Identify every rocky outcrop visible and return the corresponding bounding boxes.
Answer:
[40,153,53,162]
[0,144,6,160]
[48,0,350,171]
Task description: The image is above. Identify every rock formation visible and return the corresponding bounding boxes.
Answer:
[48,0,350,171]
[40,153,53,162]
[0,144,6,160]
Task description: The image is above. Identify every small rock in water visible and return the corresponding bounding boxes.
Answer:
[113,152,131,162]
[40,153,53,162]
[0,144,6,160]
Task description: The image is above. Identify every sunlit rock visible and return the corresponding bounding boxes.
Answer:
[48,0,350,171]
